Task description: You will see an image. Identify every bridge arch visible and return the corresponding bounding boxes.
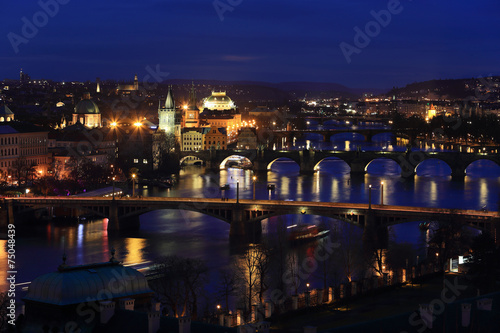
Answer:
[464,158,500,177]
[219,155,253,170]
[365,157,402,175]
[179,155,204,166]
[313,157,351,174]
[415,158,452,177]
[266,157,300,172]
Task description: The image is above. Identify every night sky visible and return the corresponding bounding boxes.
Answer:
[1,0,499,89]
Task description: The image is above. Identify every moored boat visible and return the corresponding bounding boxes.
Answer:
[288,224,330,244]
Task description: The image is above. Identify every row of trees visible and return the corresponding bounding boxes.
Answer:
[148,219,426,320]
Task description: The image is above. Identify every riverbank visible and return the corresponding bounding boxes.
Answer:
[270,273,496,332]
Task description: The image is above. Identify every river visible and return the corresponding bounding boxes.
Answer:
[3,128,500,315]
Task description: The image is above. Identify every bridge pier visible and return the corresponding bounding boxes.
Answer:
[205,160,220,173]
[299,149,316,174]
[349,160,367,176]
[107,202,120,232]
[362,212,389,251]
[229,208,262,244]
[253,159,269,176]
[450,167,466,180]
[0,199,15,232]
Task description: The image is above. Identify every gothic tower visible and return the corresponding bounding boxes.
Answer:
[158,85,175,135]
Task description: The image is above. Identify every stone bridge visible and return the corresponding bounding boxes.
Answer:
[271,128,395,143]
[2,197,498,245]
[179,149,500,179]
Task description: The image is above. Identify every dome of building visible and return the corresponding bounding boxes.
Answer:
[203,91,235,111]
[23,261,153,306]
[75,99,100,114]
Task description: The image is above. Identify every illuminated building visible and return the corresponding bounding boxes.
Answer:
[116,74,139,93]
[0,105,15,122]
[200,113,241,131]
[181,127,209,151]
[203,126,227,150]
[426,103,437,120]
[0,108,50,180]
[72,93,102,128]
[158,85,175,135]
[48,123,116,179]
[202,91,236,111]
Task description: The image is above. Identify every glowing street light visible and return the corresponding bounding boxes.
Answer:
[112,176,116,200]
[110,121,117,128]
[252,176,257,200]
[134,122,142,128]
[25,188,30,197]
[368,184,372,209]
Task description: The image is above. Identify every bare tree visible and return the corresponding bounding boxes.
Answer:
[216,268,240,313]
[333,223,364,282]
[150,256,208,320]
[236,246,262,313]
[255,245,271,304]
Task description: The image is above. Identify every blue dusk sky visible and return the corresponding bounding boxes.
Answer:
[0,0,499,89]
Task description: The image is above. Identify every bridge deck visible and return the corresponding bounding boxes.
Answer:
[6,197,497,218]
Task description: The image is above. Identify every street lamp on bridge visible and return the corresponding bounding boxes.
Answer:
[368,184,372,209]
[252,176,256,200]
[112,176,116,200]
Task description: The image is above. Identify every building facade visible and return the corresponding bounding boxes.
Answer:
[237,127,258,149]
[0,120,50,182]
[203,126,227,150]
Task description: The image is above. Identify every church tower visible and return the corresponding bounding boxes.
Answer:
[134,74,139,91]
[183,82,199,128]
[158,85,175,135]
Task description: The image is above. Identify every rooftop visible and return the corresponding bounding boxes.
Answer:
[23,256,153,306]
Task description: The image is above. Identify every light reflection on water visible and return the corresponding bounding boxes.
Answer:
[6,155,500,305]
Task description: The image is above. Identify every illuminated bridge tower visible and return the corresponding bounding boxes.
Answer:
[158,85,175,135]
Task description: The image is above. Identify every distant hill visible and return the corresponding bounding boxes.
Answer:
[163,79,378,100]
[385,77,500,100]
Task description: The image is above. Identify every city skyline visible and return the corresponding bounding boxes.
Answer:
[1,0,499,89]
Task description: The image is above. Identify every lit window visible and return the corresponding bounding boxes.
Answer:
[143,159,148,164]
[134,159,139,163]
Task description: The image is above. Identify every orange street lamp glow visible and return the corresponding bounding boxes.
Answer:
[134,122,142,127]
[111,122,117,127]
